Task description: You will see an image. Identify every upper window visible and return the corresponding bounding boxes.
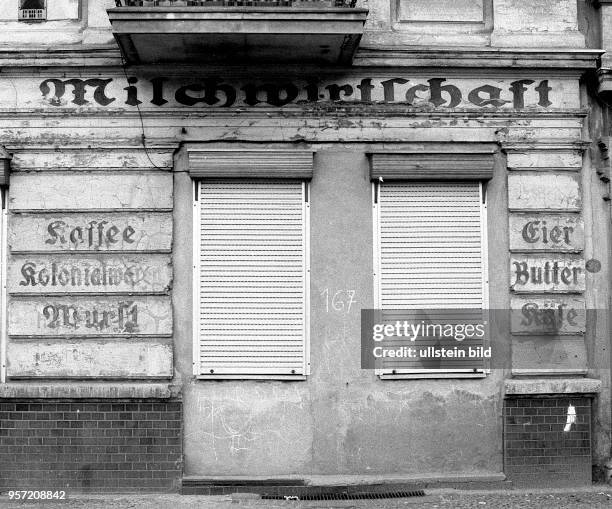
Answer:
[19,0,46,21]
[193,179,310,379]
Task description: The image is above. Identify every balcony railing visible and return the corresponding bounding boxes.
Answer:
[18,8,47,21]
[115,0,357,8]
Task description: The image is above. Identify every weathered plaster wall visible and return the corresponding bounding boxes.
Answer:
[0,68,600,477]
[363,0,585,48]
[581,0,612,465]
[0,0,591,50]
[582,137,612,466]
[176,147,507,477]
[0,0,87,45]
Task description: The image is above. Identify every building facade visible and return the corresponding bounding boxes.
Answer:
[0,0,610,493]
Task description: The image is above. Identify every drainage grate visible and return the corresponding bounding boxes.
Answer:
[262,490,426,501]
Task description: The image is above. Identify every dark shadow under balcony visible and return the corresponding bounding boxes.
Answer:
[108,0,368,65]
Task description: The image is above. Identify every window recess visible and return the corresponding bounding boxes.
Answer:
[190,150,312,379]
[369,149,493,379]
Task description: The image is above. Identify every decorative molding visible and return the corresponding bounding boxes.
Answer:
[0,45,122,67]
[0,109,589,121]
[0,383,176,399]
[0,46,602,71]
[188,150,314,179]
[501,141,592,152]
[355,48,603,71]
[505,378,601,395]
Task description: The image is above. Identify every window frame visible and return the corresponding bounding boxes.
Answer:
[192,178,311,381]
[372,180,490,380]
[0,189,7,383]
[18,0,47,22]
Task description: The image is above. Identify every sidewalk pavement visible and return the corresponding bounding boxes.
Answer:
[1,487,612,509]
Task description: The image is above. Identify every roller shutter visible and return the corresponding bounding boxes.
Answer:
[374,181,488,374]
[195,179,308,376]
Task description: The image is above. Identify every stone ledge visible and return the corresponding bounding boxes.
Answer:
[354,47,603,70]
[505,378,601,396]
[0,45,122,67]
[183,472,507,485]
[0,383,177,399]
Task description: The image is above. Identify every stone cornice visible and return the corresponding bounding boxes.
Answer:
[505,378,602,395]
[0,45,604,71]
[354,47,604,71]
[0,383,178,399]
[0,45,122,67]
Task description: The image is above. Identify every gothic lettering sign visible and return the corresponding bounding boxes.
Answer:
[8,296,172,337]
[6,165,173,378]
[27,75,579,110]
[510,295,586,335]
[509,214,584,252]
[9,213,172,253]
[510,255,585,293]
[8,255,171,294]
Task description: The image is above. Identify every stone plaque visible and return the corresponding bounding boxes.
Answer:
[7,339,172,379]
[506,150,582,171]
[508,173,581,211]
[509,213,584,252]
[511,337,587,374]
[9,212,172,253]
[495,0,577,32]
[8,296,172,337]
[510,295,585,335]
[510,254,585,293]
[8,254,172,294]
[399,0,484,23]
[9,173,173,211]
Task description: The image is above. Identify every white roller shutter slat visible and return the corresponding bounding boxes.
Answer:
[378,182,484,309]
[197,179,307,376]
[376,182,487,374]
